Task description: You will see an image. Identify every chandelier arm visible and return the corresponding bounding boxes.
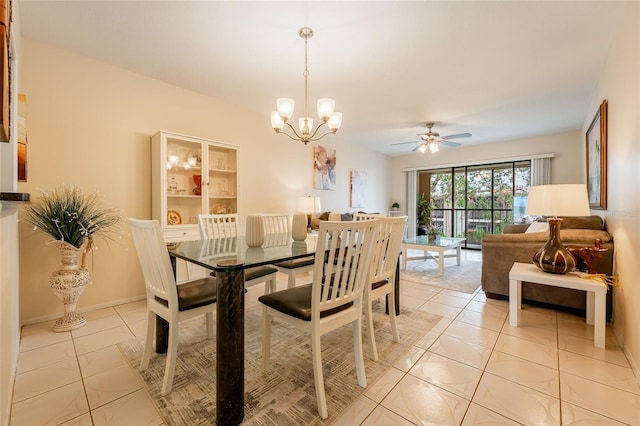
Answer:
[309,129,338,142]
[307,121,327,140]
[278,122,304,141]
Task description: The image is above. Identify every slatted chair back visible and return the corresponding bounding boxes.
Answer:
[369,216,407,284]
[198,213,238,239]
[311,219,379,320]
[353,212,385,221]
[260,213,291,234]
[128,218,178,309]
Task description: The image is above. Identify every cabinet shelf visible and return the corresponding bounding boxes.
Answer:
[167,194,201,198]
[210,168,236,174]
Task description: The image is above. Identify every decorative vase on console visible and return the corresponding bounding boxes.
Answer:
[24,185,121,332]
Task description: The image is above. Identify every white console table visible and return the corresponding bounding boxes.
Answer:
[509,262,607,348]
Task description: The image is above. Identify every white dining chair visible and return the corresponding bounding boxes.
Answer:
[128,218,217,396]
[258,219,379,419]
[364,215,407,361]
[258,213,315,289]
[353,212,386,221]
[198,213,277,293]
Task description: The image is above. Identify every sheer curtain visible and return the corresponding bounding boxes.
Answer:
[406,170,417,238]
[531,157,551,186]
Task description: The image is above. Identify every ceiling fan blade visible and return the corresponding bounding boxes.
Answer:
[440,140,462,148]
[442,132,472,140]
[390,140,420,146]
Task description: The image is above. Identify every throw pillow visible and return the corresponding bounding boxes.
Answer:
[525,221,549,234]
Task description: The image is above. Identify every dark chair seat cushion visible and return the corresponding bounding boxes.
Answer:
[155,277,217,311]
[371,278,389,291]
[245,266,278,281]
[208,266,277,282]
[258,284,352,321]
[272,257,314,269]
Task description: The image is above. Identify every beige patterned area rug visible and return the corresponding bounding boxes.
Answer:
[118,301,441,425]
[401,251,482,294]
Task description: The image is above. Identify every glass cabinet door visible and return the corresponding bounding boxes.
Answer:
[207,145,237,215]
[165,136,204,227]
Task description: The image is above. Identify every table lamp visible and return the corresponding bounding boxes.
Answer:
[297,196,322,232]
[525,184,591,274]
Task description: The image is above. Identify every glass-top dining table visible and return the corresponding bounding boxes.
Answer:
[161,232,400,425]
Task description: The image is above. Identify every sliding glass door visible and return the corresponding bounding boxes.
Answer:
[418,161,530,249]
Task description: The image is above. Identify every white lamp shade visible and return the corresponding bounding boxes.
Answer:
[276,98,295,120]
[271,111,284,130]
[298,117,313,133]
[525,184,591,217]
[297,196,322,214]
[429,143,439,153]
[417,144,428,154]
[317,98,335,120]
[327,112,342,131]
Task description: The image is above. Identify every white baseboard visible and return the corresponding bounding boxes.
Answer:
[19,295,147,327]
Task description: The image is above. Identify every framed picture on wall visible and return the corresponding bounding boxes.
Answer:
[585,99,607,210]
[350,170,367,208]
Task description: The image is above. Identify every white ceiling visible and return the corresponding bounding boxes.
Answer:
[18,1,626,156]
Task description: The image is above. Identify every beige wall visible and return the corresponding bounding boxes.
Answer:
[17,39,391,323]
[585,1,640,375]
[390,130,584,211]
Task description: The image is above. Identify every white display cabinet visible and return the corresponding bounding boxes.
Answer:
[152,130,239,242]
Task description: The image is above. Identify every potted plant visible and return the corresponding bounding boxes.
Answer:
[425,223,441,242]
[391,202,400,211]
[24,185,121,332]
[416,192,432,236]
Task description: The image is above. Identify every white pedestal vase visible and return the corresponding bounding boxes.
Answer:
[49,240,90,332]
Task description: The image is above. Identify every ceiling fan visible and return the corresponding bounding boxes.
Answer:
[391,122,472,153]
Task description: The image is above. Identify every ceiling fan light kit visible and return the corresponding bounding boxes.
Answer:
[270,27,343,145]
[391,122,472,154]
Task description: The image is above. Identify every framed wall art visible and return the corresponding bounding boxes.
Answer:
[586,99,607,210]
[350,170,367,208]
[313,145,336,190]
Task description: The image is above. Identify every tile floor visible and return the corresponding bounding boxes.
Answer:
[9,251,640,425]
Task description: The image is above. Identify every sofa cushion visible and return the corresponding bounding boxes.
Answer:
[340,212,353,221]
[524,221,549,233]
[560,215,604,230]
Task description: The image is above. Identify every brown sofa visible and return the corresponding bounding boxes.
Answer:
[481,216,614,317]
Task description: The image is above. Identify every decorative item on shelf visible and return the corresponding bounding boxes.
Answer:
[245,215,265,247]
[193,174,202,196]
[187,151,201,168]
[270,27,343,145]
[210,203,233,214]
[297,196,322,232]
[391,202,400,211]
[24,185,121,332]
[168,176,178,195]
[525,184,591,274]
[167,210,182,225]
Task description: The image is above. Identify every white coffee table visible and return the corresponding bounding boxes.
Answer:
[509,262,608,348]
[401,236,466,276]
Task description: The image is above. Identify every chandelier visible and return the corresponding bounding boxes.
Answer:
[270,27,343,145]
